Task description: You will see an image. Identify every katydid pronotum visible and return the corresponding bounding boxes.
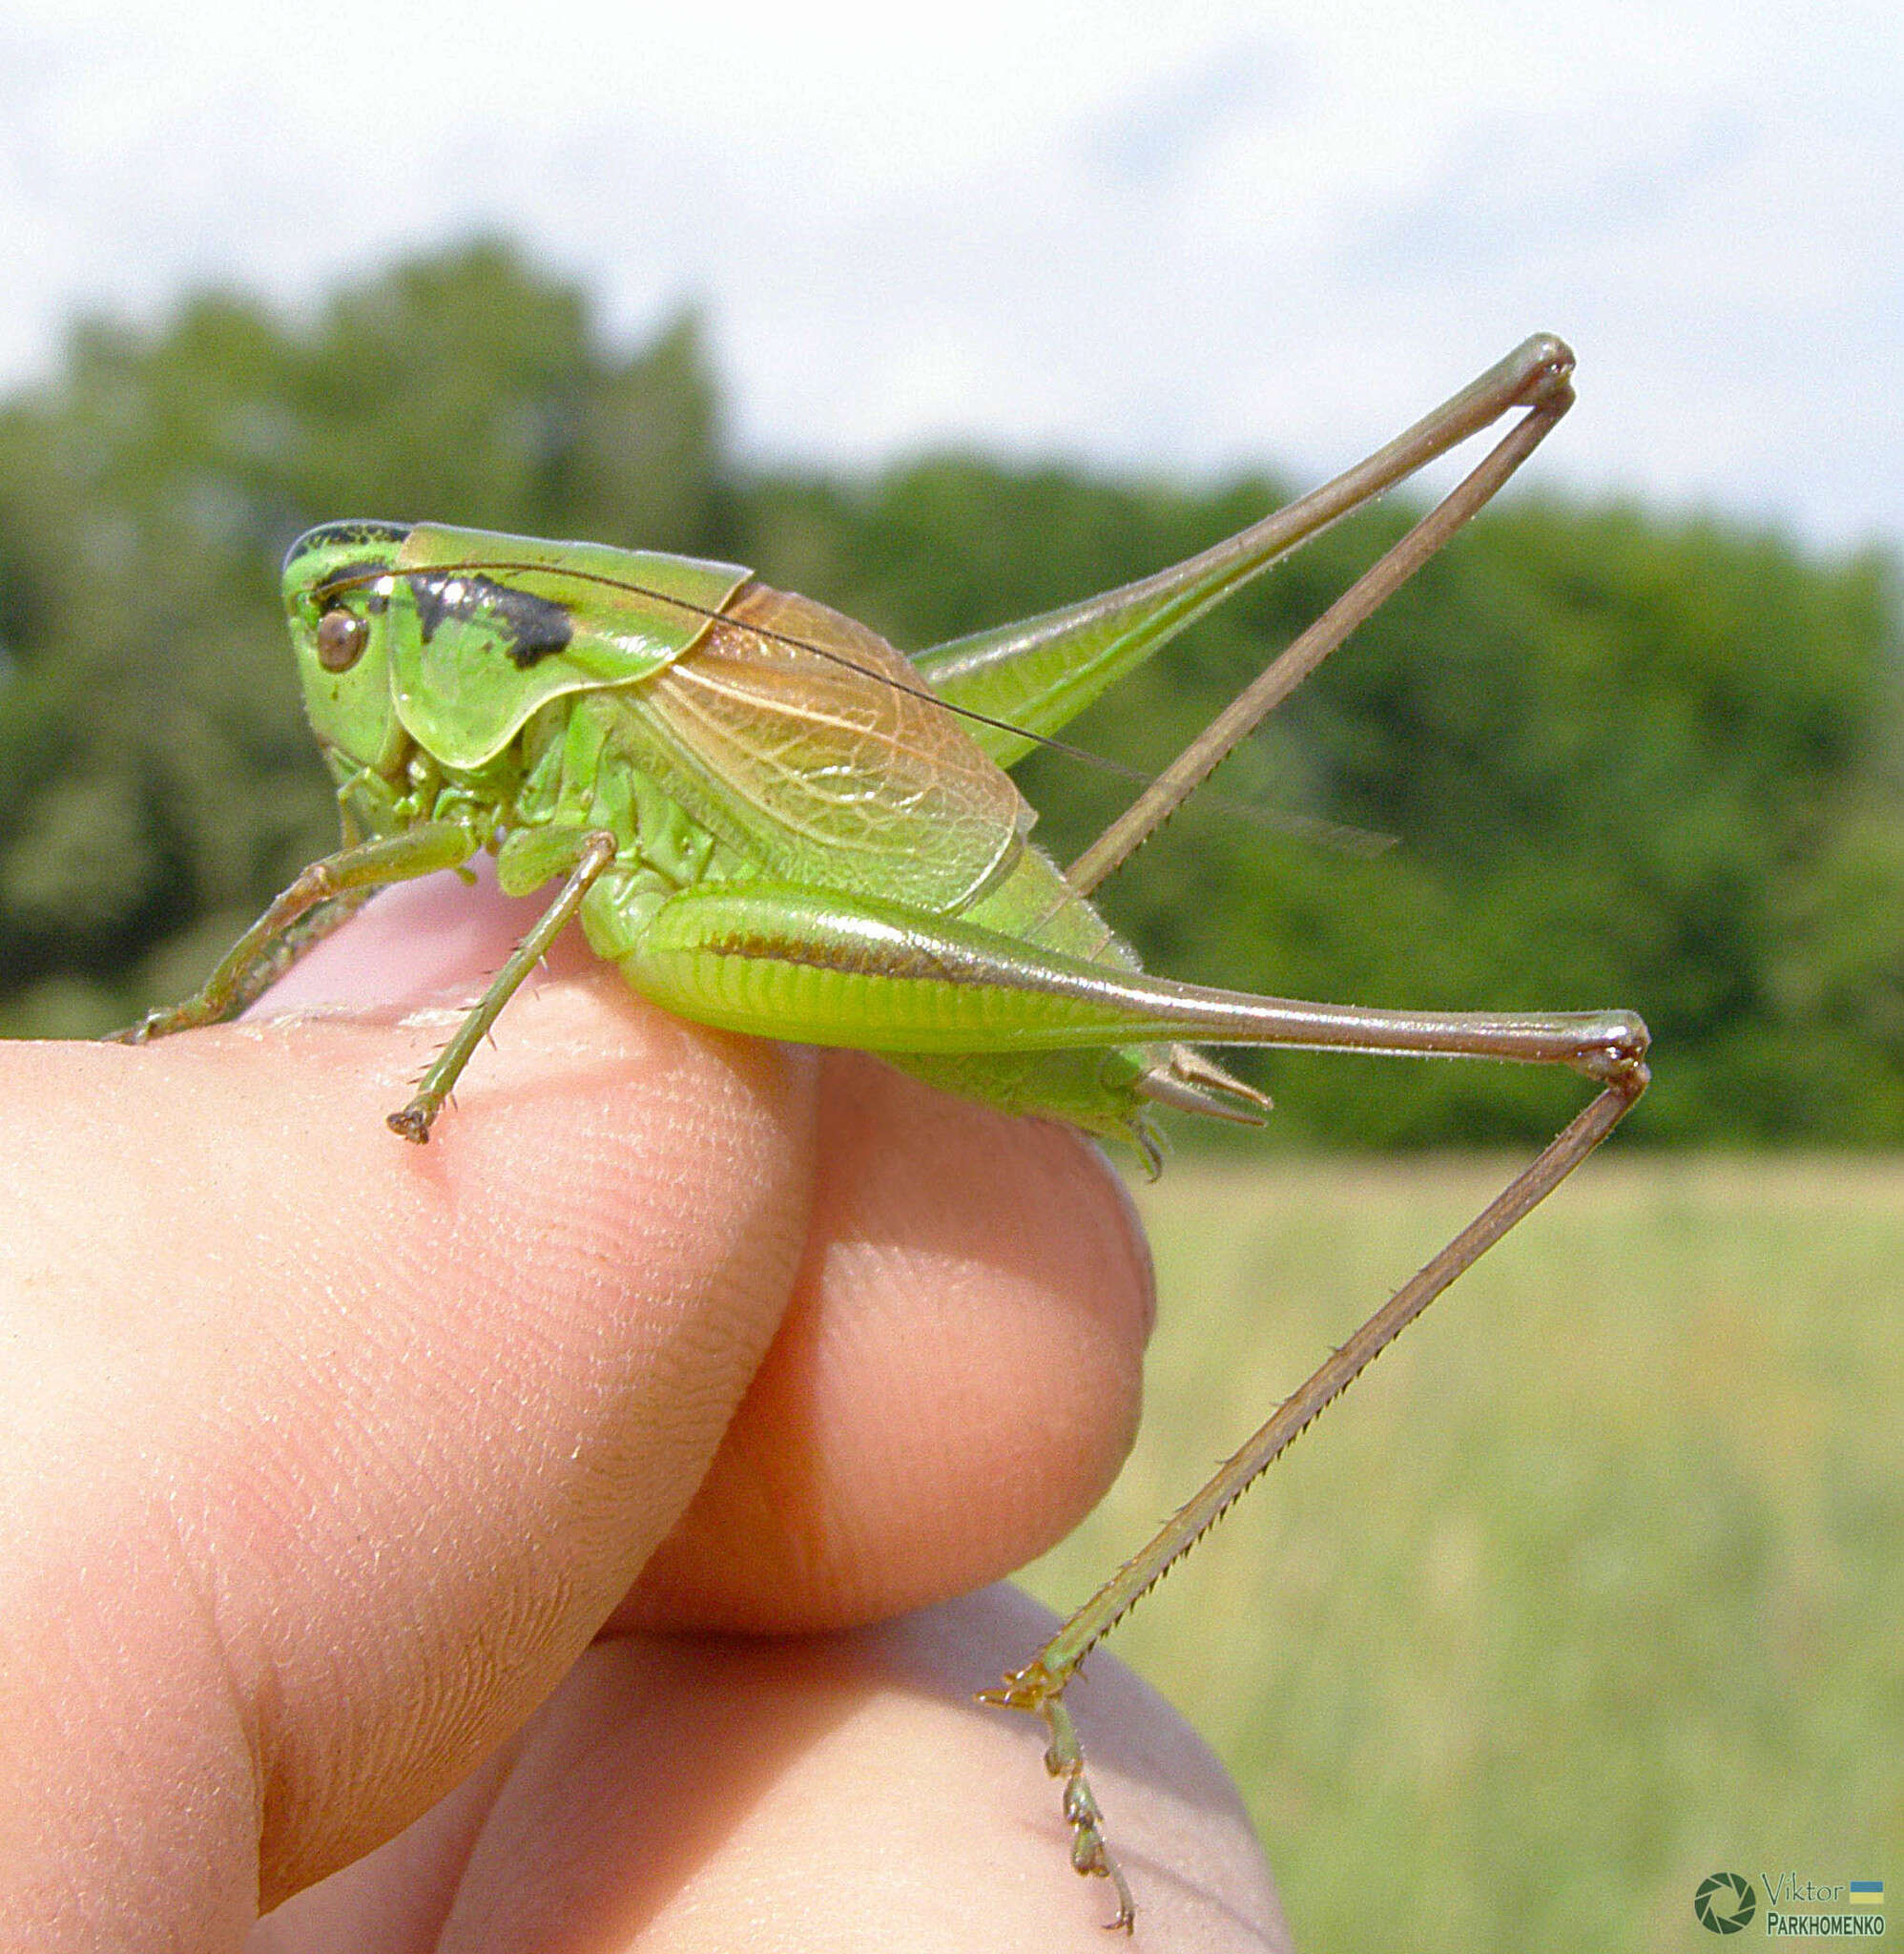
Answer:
[116,333,1648,1929]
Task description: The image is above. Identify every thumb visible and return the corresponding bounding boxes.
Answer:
[1,866,820,1931]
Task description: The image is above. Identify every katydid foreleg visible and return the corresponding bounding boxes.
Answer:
[111,821,479,1044]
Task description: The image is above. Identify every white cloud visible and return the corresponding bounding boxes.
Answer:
[0,0,1898,545]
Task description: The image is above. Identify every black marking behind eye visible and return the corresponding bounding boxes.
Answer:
[314,559,397,612]
[411,572,574,668]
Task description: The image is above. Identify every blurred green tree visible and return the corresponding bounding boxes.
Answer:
[1,240,1897,1142]
[731,465,1903,1142]
[0,239,722,1030]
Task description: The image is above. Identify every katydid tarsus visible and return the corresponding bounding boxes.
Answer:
[115,332,1648,1929]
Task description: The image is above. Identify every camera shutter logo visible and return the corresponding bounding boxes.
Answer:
[1694,1873,1757,1934]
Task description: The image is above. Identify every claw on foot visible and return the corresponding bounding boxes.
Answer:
[979,1662,1136,1932]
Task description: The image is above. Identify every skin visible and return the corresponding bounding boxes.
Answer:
[0,865,1292,1952]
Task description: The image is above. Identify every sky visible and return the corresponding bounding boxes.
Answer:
[1,0,1899,551]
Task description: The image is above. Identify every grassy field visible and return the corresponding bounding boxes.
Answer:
[1017,1154,1903,1953]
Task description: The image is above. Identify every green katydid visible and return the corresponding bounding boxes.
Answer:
[115,332,1648,1929]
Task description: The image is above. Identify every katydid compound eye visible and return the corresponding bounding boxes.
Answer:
[316,608,369,673]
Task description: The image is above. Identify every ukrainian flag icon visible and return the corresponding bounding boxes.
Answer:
[1850,1881,1882,1904]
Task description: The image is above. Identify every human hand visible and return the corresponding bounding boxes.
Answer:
[1,867,1291,1950]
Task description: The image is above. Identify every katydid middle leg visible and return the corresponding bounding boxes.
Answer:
[386,828,619,1142]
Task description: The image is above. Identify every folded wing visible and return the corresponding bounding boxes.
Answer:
[638,583,1032,913]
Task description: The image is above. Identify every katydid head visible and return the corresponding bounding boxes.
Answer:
[284,521,752,782]
[282,520,414,784]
